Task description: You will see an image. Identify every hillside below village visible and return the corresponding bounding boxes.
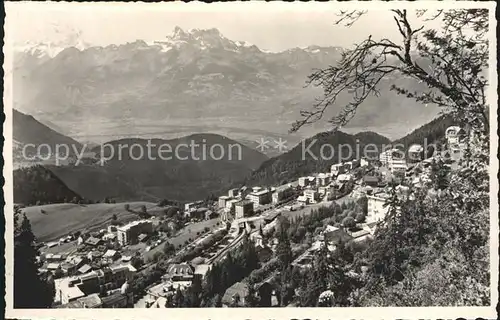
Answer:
[14,118,489,308]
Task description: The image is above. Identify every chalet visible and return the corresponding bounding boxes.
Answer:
[166,263,194,282]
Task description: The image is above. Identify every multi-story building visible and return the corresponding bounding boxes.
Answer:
[316,173,331,187]
[304,188,319,204]
[298,177,308,187]
[56,265,135,305]
[184,201,203,213]
[218,196,231,209]
[228,188,239,198]
[389,159,408,173]
[298,176,316,187]
[379,148,404,166]
[271,185,293,204]
[366,193,392,224]
[247,189,272,207]
[238,186,250,199]
[234,200,254,219]
[408,144,424,163]
[330,163,346,176]
[117,220,153,245]
[225,199,240,212]
[445,126,463,145]
[344,159,360,171]
[336,173,353,183]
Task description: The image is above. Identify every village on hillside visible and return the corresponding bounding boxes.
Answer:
[27,125,471,308]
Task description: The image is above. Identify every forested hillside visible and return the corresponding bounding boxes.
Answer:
[13,165,83,206]
[241,131,390,187]
[392,114,456,148]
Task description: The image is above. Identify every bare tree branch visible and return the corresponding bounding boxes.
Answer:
[292,9,489,137]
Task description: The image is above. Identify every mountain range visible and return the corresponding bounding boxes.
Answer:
[14,26,441,145]
[12,106,452,204]
[13,109,83,167]
[12,110,269,203]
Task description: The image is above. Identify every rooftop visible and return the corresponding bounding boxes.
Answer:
[77,264,92,274]
[235,200,253,206]
[79,271,98,281]
[250,189,271,196]
[409,144,424,153]
[47,263,61,269]
[103,250,118,258]
[85,237,101,246]
[101,291,127,306]
[167,263,194,276]
[337,174,352,181]
[147,282,171,298]
[110,264,134,273]
[78,293,102,308]
[117,219,151,231]
[351,229,371,238]
[324,225,339,233]
[55,277,86,301]
[194,264,211,277]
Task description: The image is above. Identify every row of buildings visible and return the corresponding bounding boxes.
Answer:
[218,184,296,221]
[54,263,136,306]
[294,159,368,205]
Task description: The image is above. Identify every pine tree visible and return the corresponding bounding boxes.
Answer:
[275,229,293,269]
[244,283,259,307]
[14,207,55,308]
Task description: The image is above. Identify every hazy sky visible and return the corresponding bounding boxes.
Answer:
[6,2,436,51]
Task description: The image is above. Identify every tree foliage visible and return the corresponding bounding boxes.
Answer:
[14,206,55,308]
[292,9,489,137]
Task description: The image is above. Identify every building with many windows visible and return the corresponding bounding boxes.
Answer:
[247,189,272,207]
[218,196,232,209]
[117,220,153,245]
[366,192,392,223]
[330,163,346,176]
[389,159,408,173]
[379,148,404,167]
[271,185,294,204]
[234,200,254,219]
[304,188,319,204]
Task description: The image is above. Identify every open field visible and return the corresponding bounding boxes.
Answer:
[22,202,165,242]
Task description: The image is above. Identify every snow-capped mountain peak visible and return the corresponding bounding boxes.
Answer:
[15,33,91,58]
